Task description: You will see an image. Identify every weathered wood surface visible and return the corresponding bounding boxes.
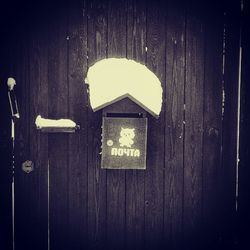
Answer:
[238,1,250,249]
[164,0,185,249]
[48,4,69,250]
[68,1,88,249]
[144,1,165,249]
[0,33,12,250]
[183,2,204,247]
[87,0,107,249]
[27,22,49,250]
[222,0,241,248]
[1,0,241,250]
[202,1,224,248]
[12,24,48,250]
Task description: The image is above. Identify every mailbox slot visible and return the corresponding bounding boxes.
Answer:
[106,113,144,118]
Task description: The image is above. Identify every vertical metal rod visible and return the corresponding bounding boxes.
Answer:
[235,0,244,212]
[236,40,243,211]
[48,159,50,250]
[7,78,18,250]
[11,119,15,250]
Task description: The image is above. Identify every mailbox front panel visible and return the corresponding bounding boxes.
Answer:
[101,117,147,169]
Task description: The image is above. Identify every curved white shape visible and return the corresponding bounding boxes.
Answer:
[35,115,76,128]
[85,58,162,117]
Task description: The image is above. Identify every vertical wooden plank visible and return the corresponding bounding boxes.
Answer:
[164,0,185,249]
[0,29,13,250]
[183,1,204,248]
[13,18,49,250]
[14,34,33,250]
[48,4,69,250]
[0,9,13,248]
[238,1,250,249]
[26,20,49,250]
[202,1,224,248]
[14,4,51,250]
[14,24,48,250]
[0,94,12,250]
[222,0,241,247]
[87,0,108,249]
[125,0,146,249]
[144,1,165,249]
[106,0,127,249]
[0,104,12,250]
[68,1,88,249]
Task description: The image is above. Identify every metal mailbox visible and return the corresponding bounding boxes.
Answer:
[101,117,147,169]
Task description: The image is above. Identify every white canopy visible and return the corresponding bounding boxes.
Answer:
[85,58,163,118]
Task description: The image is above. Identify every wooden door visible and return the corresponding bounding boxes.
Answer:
[1,0,242,249]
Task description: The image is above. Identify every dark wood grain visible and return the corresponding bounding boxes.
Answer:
[202,1,224,248]
[183,1,204,248]
[48,5,69,250]
[164,0,185,248]
[125,0,146,249]
[238,1,250,249]
[0,33,13,250]
[13,35,33,250]
[106,0,127,249]
[68,1,88,249]
[26,24,49,250]
[221,0,241,247]
[87,0,108,249]
[144,1,165,249]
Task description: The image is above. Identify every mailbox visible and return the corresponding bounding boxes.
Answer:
[101,98,147,169]
[85,58,162,169]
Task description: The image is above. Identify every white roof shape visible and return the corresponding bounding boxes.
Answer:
[85,58,163,118]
